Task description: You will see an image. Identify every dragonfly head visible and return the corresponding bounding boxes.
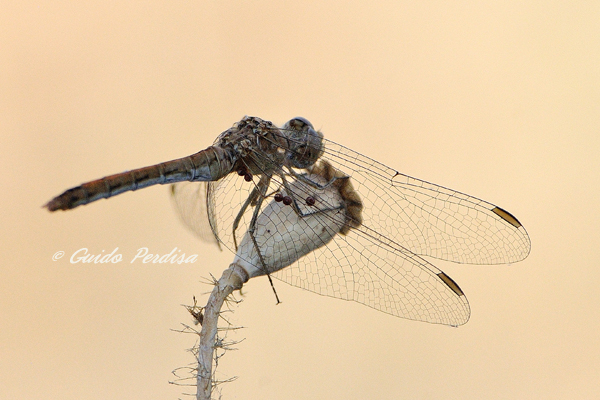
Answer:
[282,117,324,169]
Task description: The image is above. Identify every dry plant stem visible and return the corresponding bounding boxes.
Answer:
[197,264,248,400]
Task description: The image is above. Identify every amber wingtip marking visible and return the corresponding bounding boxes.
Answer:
[437,272,465,297]
[492,206,522,228]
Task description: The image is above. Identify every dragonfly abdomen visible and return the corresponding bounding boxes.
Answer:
[45,146,233,211]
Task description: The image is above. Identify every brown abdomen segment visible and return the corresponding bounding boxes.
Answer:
[45,146,231,211]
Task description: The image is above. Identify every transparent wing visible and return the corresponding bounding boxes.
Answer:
[273,220,470,326]
[171,171,276,254]
[171,181,220,249]
[317,138,531,264]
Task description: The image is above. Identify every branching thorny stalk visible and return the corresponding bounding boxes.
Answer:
[195,265,248,400]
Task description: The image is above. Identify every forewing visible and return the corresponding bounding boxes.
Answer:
[318,139,531,265]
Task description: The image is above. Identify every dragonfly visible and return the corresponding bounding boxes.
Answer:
[46,116,531,326]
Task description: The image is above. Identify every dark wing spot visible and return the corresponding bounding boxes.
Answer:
[437,272,465,297]
[492,206,522,228]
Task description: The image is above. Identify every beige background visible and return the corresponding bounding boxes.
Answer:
[2,1,599,399]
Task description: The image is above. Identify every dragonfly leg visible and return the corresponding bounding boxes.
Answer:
[244,175,281,304]
[278,170,345,219]
[231,185,261,252]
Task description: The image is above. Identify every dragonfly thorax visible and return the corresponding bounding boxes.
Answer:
[215,116,289,176]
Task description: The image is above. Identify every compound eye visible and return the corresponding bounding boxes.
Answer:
[287,117,314,130]
[282,117,324,169]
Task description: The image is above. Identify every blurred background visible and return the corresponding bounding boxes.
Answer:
[1,1,599,399]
